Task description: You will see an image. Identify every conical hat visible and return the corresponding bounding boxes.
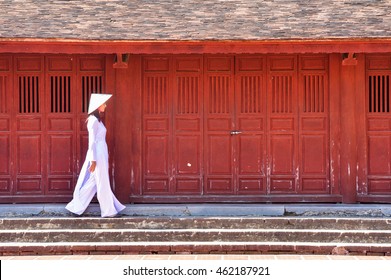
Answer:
[88,93,112,114]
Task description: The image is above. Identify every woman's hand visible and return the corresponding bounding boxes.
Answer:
[89,161,97,173]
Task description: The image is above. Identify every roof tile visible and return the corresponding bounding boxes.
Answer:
[1,0,391,40]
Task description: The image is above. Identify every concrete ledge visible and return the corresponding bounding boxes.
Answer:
[1,203,391,218]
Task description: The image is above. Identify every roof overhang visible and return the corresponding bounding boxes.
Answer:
[1,39,391,54]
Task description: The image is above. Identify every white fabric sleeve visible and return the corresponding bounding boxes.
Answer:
[87,117,99,161]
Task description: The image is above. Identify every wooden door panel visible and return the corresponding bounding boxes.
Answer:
[299,56,330,194]
[207,178,233,193]
[368,135,391,175]
[0,60,12,195]
[207,135,232,175]
[145,135,169,175]
[16,179,41,193]
[145,179,169,193]
[47,134,74,192]
[175,135,200,175]
[0,135,11,193]
[144,134,170,194]
[48,135,73,174]
[0,180,10,192]
[235,57,266,194]
[142,58,171,194]
[204,56,234,194]
[268,56,298,194]
[363,57,391,198]
[46,57,75,195]
[17,134,41,175]
[369,180,391,193]
[270,134,295,175]
[301,135,327,174]
[16,134,42,193]
[271,179,295,192]
[14,57,44,195]
[238,135,264,174]
[302,179,327,193]
[237,134,265,193]
[300,134,328,193]
[173,57,203,194]
[175,179,201,193]
[0,135,10,175]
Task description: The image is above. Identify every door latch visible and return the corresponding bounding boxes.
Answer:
[230,130,242,135]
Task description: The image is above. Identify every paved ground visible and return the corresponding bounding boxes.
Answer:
[1,203,391,217]
[1,254,391,260]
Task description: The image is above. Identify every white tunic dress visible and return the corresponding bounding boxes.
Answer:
[66,116,126,217]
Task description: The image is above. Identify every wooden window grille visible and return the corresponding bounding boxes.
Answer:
[177,76,199,114]
[369,75,390,113]
[0,76,6,114]
[51,76,71,113]
[144,76,168,115]
[303,75,325,113]
[271,75,293,113]
[81,75,103,113]
[240,76,262,114]
[18,76,39,113]
[209,76,230,114]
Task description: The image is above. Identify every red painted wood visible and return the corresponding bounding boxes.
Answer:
[340,56,359,203]
[235,55,266,194]
[357,54,391,202]
[15,56,45,195]
[2,40,391,55]
[298,55,330,194]
[0,56,12,195]
[137,54,336,202]
[3,52,391,203]
[204,56,235,194]
[0,54,109,203]
[268,56,298,193]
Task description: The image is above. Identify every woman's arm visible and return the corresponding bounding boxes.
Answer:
[87,116,99,172]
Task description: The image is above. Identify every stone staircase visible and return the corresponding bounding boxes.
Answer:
[1,216,391,256]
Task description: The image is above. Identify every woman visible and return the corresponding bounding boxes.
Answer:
[66,93,126,217]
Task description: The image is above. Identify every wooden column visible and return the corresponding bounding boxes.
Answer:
[112,57,134,202]
[339,53,359,203]
[329,54,341,197]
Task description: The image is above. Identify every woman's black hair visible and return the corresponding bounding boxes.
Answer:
[89,109,101,122]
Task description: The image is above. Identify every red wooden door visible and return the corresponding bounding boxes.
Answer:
[140,54,332,201]
[267,56,299,193]
[0,54,106,203]
[204,56,266,195]
[358,55,391,202]
[142,56,204,196]
[14,56,45,198]
[0,55,12,196]
[235,56,267,194]
[204,56,235,194]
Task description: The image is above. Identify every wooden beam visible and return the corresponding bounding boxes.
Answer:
[1,39,391,54]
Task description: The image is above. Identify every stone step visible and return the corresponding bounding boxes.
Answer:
[2,216,391,256]
[1,228,391,243]
[1,241,390,256]
[2,217,391,230]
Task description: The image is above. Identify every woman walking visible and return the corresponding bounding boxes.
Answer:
[66,93,126,217]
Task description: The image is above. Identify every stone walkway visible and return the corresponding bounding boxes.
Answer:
[2,254,391,260]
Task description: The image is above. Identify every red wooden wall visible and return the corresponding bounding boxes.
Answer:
[357,55,391,202]
[1,53,391,204]
[130,54,338,202]
[0,55,110,202]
